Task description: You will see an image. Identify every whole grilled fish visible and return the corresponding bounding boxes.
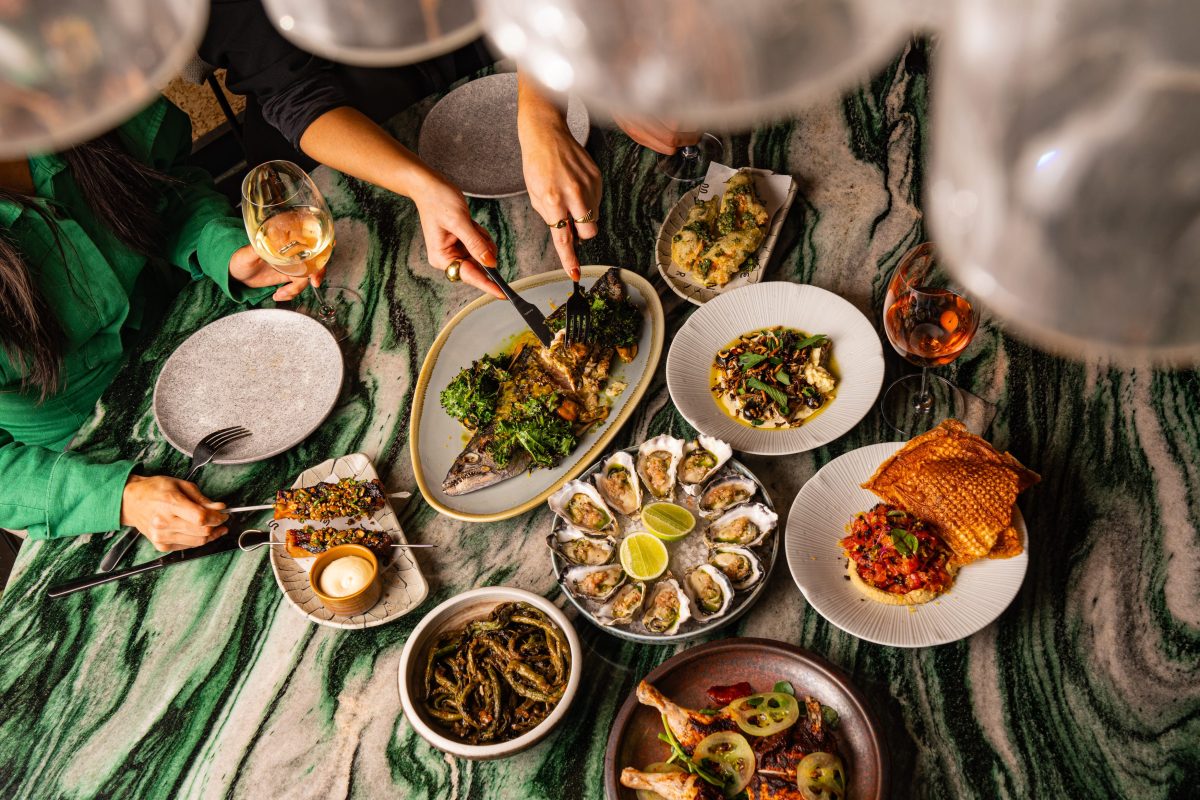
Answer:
[442,269,637,496]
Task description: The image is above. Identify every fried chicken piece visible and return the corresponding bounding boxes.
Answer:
[636,681,739,750]
[620,768,723,800]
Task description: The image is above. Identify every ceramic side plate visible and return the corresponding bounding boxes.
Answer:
[153,308,343,464]
[268,453,428,629]
[786,441,1030,647]
[410,266,664,523]
[418,72,590,198]
[665,282,884,455]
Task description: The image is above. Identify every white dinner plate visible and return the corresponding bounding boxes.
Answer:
[153,309,343,464]
[268,453,428,629]
[417,72,590,199]
[786,442,1029,647]
[410,266,664,522]
[665,282,884,455]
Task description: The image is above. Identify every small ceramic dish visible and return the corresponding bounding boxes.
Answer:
[398,587,582,760]
[309,544,382,616]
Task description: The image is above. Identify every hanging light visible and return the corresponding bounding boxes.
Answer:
[929,0,1200,363]
[0,0,208,158]
[261,0,482,67]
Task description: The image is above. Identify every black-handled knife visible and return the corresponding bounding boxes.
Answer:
[483,266,554,347]
[47,531,242,599]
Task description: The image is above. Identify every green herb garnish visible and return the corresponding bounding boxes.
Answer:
[795,333,829,350]
[746,377,790,414]
[487,394,575,468]
[774,369,791,385]
[773,680,796,696]
[658,715,725,789]
[440,356,508,429]
[738,352,769,368]
[890,528,919,557]
[822,705,840,728]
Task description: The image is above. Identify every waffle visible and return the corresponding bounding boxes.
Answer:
[862,420,1039,563]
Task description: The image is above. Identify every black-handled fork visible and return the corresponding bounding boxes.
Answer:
[482,265,554,347]
[563,232,594,346]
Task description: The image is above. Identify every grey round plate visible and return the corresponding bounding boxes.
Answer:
[549,448,779,644]
[153,309,343,464]
[418,72,590,199]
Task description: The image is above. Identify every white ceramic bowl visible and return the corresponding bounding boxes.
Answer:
[397,587,582,760]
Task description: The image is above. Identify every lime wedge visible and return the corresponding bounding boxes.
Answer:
[619,532,670,581]
[641,502,696,541]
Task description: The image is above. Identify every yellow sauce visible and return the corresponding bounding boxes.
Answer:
[319,555,374,597]
[709,329,840,430]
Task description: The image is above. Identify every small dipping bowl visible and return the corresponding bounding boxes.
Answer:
[309,544,382,616]
[398,586,582,760]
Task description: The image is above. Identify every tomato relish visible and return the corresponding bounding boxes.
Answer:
[840,503,954,595]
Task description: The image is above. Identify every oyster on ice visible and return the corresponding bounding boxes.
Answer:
[636,435,685,499]
[597,581,646,626]
[678,436,732,489]
[548,526,615,566]
[697,474,757,518]
[593,451,642,515]
[708,545,764,590]
[705,503,777,548]
[564,563,626,601]
[642,575,692,635]
[548,480,617,534]
[684,564,735,622]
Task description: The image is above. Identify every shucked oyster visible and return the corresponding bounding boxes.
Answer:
[597,580,646,626]
[679,436,733,490]
[684,564,735,622]
[564,563,626,601]
[593,451,642,515]
[705,503,777,548]
[708,545,764,590]
[642,575,691,635]
[637,435,685,499]
[548,480,618,534]
[698,474,757,518]
[548,526,616,566]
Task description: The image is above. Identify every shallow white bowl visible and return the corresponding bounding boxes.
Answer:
[397,587,582,760]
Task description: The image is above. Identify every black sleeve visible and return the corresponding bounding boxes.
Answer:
[200,0,354,149]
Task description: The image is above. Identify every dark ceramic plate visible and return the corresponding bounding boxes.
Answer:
[603,638,888,800]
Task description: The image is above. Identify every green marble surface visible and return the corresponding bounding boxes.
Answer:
[2,41,1198,799]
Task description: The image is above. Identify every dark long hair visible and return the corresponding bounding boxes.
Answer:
[0,131,178,400]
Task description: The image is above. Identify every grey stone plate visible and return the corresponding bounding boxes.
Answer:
[152,309,344,464]
[417,72,590,199]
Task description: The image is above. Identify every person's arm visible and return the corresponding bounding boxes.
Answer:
[298,107,502,298]
[516,72,602,279]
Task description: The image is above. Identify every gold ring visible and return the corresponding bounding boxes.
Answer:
[445,259,462,282]
[550,218,570,229]
[573,209,596,224]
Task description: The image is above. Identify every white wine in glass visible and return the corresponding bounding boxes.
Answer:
[241,161,359,338]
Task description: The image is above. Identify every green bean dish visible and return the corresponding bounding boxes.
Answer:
[422,602,571,744]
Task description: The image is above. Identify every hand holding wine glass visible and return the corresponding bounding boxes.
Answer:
[881,242,979,435]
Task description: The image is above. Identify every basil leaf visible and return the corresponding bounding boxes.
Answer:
[775,369,791,385]
[768,356,782,366]
[886,509,907,518]
[890,528,918,556]
[795,333,829,349]
[773,680,795,696]
[746,378,790,413]
[822,705,840,728]
[738,352,769,368]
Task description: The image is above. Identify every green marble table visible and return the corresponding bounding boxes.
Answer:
[2,41,1198,800]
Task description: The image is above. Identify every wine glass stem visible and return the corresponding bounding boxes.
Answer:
[913,367,933,414]
[680,145,698,161]
[309,282,336,323]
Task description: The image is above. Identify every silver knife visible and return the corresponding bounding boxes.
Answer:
[483,266,554,347]
[48,531,241,598]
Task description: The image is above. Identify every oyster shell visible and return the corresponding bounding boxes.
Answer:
[547,526,616,566]
[563,563,626,601]
[705,503,777,547]
[636,435,685,499]
[697,473,758,518]
[641,575,692,635]
[708,545,764,590]
[679,436,733,490]
[548,480,617,534]
[597,581,646,626]
[684,564,735,622]
[593,451,642,515]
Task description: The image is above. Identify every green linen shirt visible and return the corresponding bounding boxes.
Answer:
[0,98,266,540]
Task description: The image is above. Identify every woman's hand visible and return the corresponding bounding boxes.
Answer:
[412,173,503,299]
[518,76,602,280]
[228,244,318,302]
[120,475,228,553]
[611,114,700,155]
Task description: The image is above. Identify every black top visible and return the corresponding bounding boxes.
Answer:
[201,0,492,151]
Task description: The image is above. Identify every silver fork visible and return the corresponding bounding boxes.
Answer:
[98,426,252,572]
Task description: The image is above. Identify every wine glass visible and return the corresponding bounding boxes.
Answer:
[241,160,361,340]
[657,133,725,183]
[880,242,979,435]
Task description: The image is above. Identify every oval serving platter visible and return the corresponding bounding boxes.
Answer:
[411,266,665,522]
[549,448,779,643]
[604,637,888,800]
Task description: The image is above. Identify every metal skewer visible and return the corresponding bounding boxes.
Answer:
[237,529,432,552]
[226,491,410,515]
